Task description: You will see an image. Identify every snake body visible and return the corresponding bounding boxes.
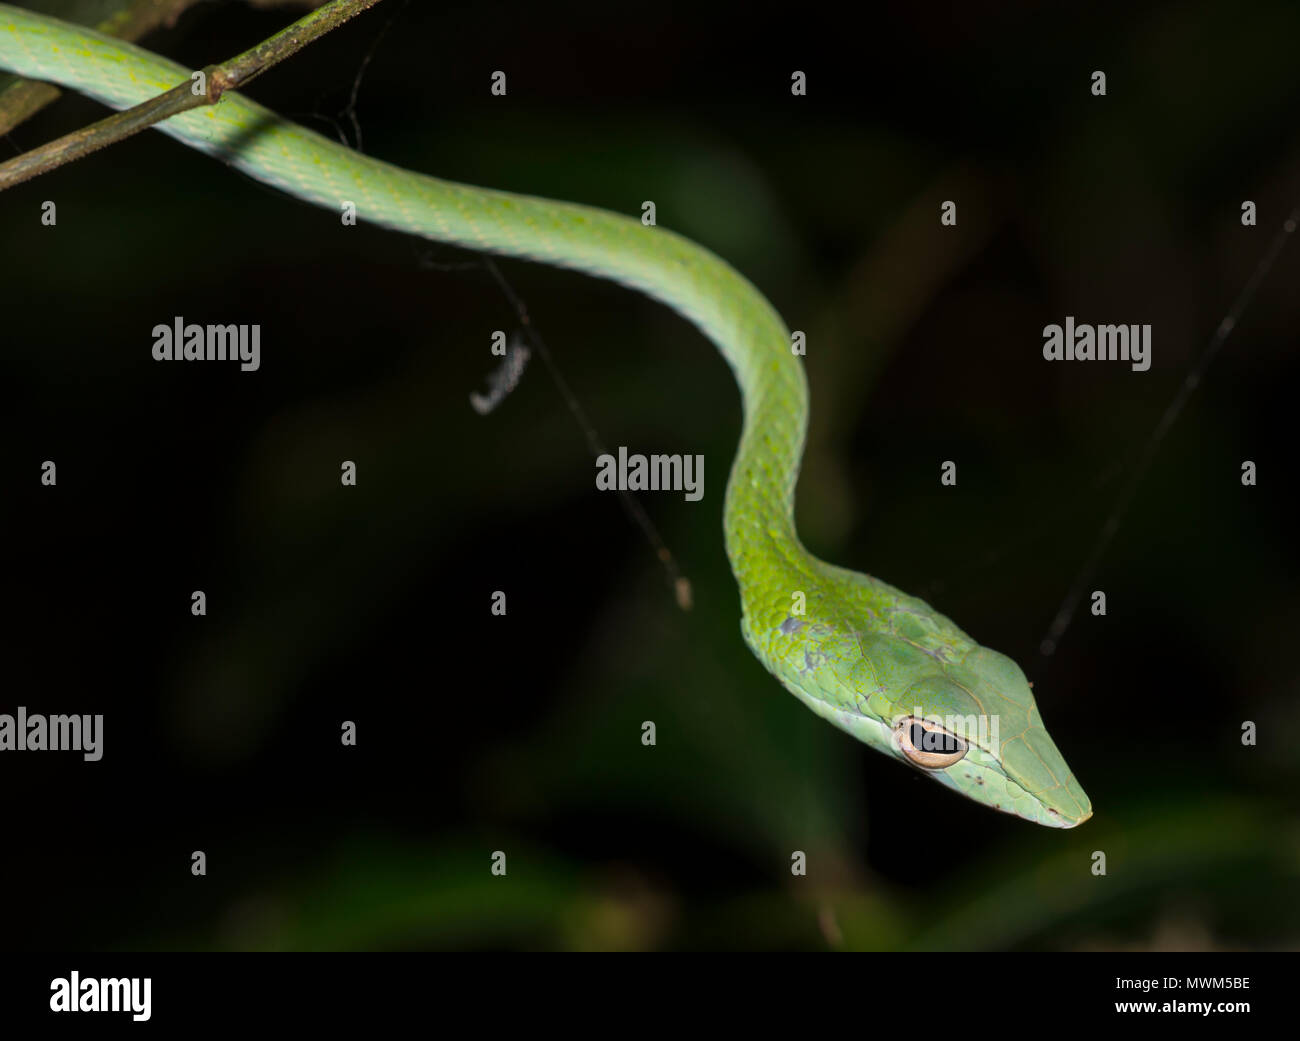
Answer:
[0,5,1091,826]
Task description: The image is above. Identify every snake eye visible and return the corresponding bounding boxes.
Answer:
[893,716,968,768]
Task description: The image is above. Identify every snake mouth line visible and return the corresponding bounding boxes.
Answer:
[1046,806,1093,828]
[965,762,1091,827]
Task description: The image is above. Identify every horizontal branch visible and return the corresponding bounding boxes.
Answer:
[0,0,383,192]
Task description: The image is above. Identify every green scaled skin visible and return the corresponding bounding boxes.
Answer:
[0,5,1091,827]
[739,553,1092,828]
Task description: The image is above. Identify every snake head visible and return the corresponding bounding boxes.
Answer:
[868,643,1093,828]
[759,595,1092,828]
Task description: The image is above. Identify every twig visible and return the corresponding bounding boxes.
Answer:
[1039,205,1299,657]
[0,0,201,135]
[0,0,383,191]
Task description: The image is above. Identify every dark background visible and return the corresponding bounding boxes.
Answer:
[1,0,1297,950]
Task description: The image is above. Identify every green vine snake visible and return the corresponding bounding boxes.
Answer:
[0,5,1091,827]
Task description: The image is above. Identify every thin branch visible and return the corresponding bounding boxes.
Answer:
[1038,204,1300,657]
[1,0,194,135]
[0,0,328,136]
[0,0,383,192]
